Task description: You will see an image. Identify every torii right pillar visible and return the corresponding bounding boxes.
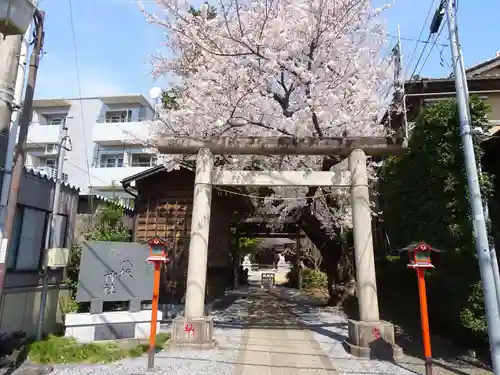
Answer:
[345,149,403,360]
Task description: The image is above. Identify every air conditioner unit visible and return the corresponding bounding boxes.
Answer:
[45,247,70,268]
[45,144,58,155]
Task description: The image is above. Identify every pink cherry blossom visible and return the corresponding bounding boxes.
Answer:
[141,0,395,234]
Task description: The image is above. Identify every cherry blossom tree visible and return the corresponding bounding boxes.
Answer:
[141,0,396,302]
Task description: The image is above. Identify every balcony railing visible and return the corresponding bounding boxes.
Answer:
[96,117,147,123]
[91,161,158,168]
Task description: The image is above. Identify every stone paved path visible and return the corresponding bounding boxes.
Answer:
[12,285,492,375]
[230,289,337,375]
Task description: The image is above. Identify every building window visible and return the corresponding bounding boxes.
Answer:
[44,114,67,126]
[105,110,132,123]
[42,158,56,167]
[8,207,47,271]
[7,207,68,271]
[99,154,124,168]
[130,154,157,167]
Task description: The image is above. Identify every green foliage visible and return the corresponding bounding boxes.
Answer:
[380,96,492,252]
[86,203,132,242]
[28,333,170,364]
[460,281,488,343]
[378,96,492,345]
[188,4,217,19]
[301,268,327,289]
[239,237,261,254]
[162,88,181,110]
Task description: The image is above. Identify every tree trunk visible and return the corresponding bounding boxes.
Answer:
[297,207,347,305]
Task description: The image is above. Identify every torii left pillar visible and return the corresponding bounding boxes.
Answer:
[344,149,403,360]
[171,148,216,348]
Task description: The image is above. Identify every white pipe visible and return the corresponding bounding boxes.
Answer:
[0,23,31,263]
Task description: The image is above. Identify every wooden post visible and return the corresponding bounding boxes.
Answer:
[416,268,433,375]
[147,262,161,370]
[233,232,240,289]
[296,228,302,289]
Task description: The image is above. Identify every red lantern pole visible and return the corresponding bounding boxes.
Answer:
[416,267,433,375]
[147,261,162,370]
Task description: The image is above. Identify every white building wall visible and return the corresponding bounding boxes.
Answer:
[28,95,156,199]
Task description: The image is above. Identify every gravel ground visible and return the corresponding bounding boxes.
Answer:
[11,285,492,375]
[15,292,250,375]
[278,288,492,375]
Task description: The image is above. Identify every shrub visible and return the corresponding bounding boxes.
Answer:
[301,268,327,289]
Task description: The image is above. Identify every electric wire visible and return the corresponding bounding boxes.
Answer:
[416,18,448,78]
[404,0,438,79]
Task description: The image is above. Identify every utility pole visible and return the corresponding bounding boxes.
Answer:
[445,0,500,372]
[0,10,44,302]
[0,34,23,185]
[0,24,31,276]
[459,51,500,313]
[36,122,70,340]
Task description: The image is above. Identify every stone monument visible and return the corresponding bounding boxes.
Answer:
[65,241,162,342]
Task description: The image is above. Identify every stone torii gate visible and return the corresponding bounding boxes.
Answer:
[159,136,405,359]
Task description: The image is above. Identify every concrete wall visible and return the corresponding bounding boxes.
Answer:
[0,284,72,337]
[63,98,104,195]
[486,93,500,121]
[0,169,79,337]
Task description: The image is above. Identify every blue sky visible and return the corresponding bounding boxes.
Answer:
[34,0,499,99]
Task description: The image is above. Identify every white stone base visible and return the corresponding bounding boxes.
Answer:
[64,310,162,343]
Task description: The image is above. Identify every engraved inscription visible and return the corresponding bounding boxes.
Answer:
[103,260,134,296]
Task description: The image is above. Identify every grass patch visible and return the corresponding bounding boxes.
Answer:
[28,332,170,365]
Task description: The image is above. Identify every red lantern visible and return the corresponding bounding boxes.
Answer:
[407,241,439,269]
[147,235,171,263]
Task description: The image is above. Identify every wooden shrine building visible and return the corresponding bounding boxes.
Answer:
[121,164,253,304]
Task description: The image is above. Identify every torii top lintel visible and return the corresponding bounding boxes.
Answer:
[156,136,407,156]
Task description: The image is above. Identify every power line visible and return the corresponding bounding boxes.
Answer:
[416,18,448,78]
[389,34,447,48]
[404,0,437,79]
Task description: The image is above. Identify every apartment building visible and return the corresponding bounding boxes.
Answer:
[26,94,158,207]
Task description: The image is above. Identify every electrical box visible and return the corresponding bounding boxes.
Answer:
[46,247,70,268]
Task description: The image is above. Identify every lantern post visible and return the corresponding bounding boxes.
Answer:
[146,236,170,371]
[403,241,439,375]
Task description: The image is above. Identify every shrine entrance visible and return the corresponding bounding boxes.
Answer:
[157,135,405,358]
[231,215,305,289]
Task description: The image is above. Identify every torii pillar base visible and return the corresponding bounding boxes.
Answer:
[169,316,216,349]
[344,319,403,361]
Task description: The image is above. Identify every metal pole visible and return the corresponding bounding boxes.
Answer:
[0,10,44,303]
[36,121,68,340]
[0,24,31,275]
[445,1,500,372]
[484,192,500,313]
[0,34,23,180]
